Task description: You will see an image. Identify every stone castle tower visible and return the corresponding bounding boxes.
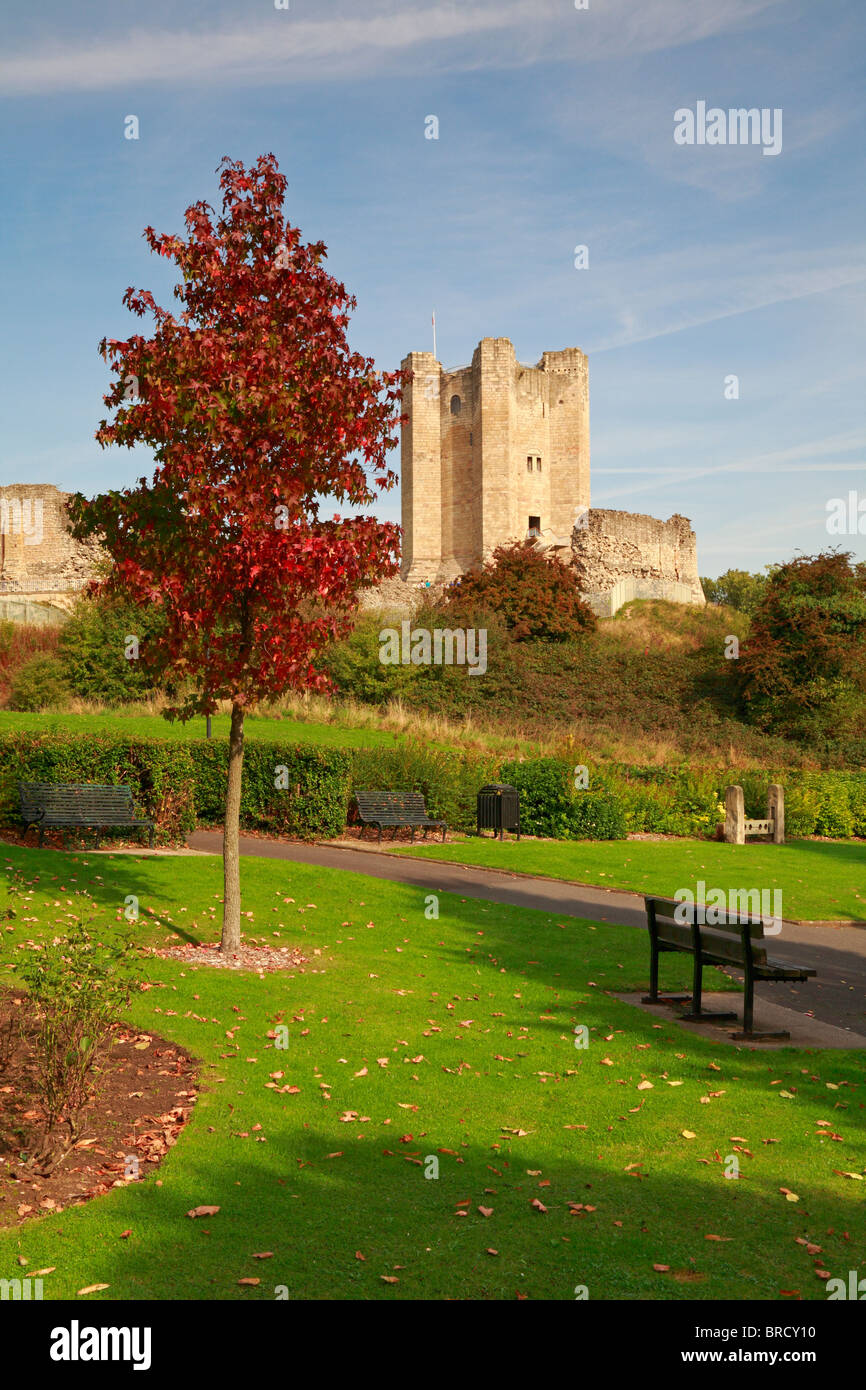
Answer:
[401,338,589,583]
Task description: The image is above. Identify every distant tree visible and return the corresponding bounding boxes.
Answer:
[69,154,404,951]
[701,567,774,614]
[443,542,596,641]
[736,550,866,741]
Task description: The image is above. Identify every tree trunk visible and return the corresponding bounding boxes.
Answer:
[221,698,245,952]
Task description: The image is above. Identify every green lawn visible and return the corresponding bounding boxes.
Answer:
[0,844,863,1301]
[0,709,395,749]
[395,837,866,923]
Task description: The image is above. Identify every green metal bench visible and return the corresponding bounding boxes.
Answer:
[354,790,446,844]
[19,782,155,849]
[642,894,815,1040]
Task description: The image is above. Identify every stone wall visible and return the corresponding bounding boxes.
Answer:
[0,484,99,604]
[570,509,705,608]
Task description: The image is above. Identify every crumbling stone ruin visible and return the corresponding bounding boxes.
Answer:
[398,336,703,615]
[0,484,99,615]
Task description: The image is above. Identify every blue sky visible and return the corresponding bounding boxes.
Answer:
[1,0,864,577]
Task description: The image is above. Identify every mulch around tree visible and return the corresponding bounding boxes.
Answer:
[0,990,198,1228]
[147,941,308,973]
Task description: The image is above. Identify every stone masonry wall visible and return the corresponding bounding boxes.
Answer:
[570,508,705,606]
[0,484,100,598]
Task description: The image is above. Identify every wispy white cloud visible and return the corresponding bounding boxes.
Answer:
[0,0,790,96]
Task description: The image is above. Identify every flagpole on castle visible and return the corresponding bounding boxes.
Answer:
[432,310,437,361]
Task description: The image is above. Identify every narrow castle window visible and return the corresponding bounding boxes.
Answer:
[536,457,542,472]
[528,515,541,537]
[450,394,462,416]
[526,457,533,472]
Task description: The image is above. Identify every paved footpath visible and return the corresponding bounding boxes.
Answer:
[187,831,866,1040]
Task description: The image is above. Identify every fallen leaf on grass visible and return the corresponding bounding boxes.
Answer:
[652,1264,670,1274]
[478,1206,493,1218]
[530,1199,547,1213]
[681,1131,696,1140]
[705,1234,732,1242]
[187,1206,220,1219]
[77,1284,110,1296]
[780,1188,800,1202]
[238,1278,260,1286]
[251,1252,273,1260]
[381,1275,399,1284]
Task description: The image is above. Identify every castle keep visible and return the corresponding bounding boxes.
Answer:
[401,338,589,582]
[399,337,703,613]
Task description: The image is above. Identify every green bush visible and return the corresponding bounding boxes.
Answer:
[58,596,166,705]
[188,741,350,840]
[499,757,627,840]
[8,655,70,711]
[812,780,855,839]
[323,614,417,705]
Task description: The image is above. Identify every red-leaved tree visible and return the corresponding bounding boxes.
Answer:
[69,154,404,950]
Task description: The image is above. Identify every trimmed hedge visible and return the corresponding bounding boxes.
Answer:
[500,757,627,840]
[0,733,349,844]
[1,730,864,845]
[188,741,350,840]
[0,733,196,844]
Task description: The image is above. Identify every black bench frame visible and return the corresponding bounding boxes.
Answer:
[19,782,156,850]
[354,790,447,843]
[642,894,816,1040]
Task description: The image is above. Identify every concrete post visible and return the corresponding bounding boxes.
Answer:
[725,785,745,845]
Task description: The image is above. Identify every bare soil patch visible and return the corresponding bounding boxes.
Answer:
[0,990,197,1227]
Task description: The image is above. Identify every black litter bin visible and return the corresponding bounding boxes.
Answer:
[476,784,520,840]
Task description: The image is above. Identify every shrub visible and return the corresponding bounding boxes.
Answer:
[737,551,866,742]
[7,655,70,711]
[58,595,167,705]
[15,920,136,1169]
[500,757,627,840]
[189,741,350,840]
[442,542,596,642]
[0,732,349,843]
[323,614,417,705]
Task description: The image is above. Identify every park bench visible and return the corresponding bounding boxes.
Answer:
[354,790,447,843]
[642,894,815,1040]
[19,782,155,849]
